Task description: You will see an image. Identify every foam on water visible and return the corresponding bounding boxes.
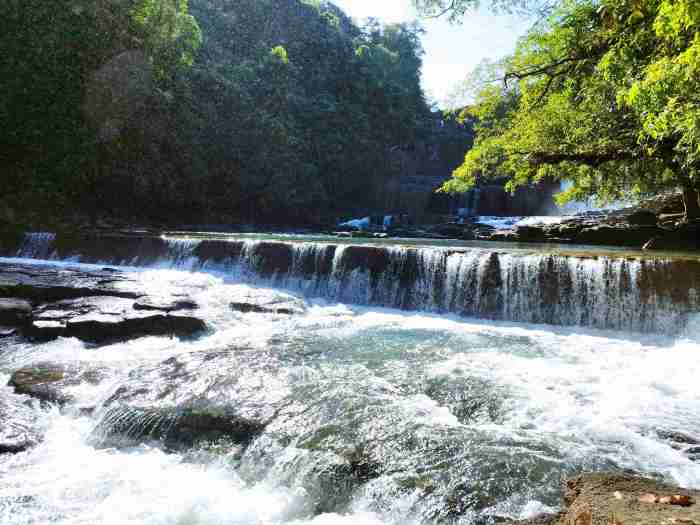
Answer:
[1,241,700,523]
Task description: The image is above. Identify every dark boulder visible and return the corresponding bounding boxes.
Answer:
[643,221,700,251]
[0,392,42,454]
[0,298,32,326]
[627,209,658,226]
[133,298,198,312]
[575,225,662,247]
[247,242,294,277]
[513,225,547,242]
[65,314,206,344]
[338,245,391,274]
[192,240,245,263]
[92,404,265,449]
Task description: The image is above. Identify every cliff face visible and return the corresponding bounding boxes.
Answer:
[386,134,559,220]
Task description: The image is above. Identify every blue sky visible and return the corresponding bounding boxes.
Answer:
[331,0,530,105]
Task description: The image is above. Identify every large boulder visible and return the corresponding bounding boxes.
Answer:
[0,298,32,326]
[64,314,207,344]
[0,392,42,454]
[560,473,699,525]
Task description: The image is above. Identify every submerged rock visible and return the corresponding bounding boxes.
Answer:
[229,287,307,315]
[92,405,265,450]
[0,392,42,454]
[8,362,106,405]
[95,349,282,450]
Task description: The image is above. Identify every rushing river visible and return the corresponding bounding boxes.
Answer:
[1,234,700,524]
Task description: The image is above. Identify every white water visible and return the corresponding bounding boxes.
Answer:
[8,233,699,334]
[2,256,700,524]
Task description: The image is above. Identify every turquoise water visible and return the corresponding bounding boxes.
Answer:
[1,259,700,524]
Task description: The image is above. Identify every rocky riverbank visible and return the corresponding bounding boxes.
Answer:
[512,473,700,525]
[333,193,700,251]
[1,257,699,522]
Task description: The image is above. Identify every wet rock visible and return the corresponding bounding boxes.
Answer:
[0,264,142,304]
[657,429,700,446]
[643,221,700,251]
[560,473,700,525]
[229,287,307,315]
[575,224,662,247]
[92,404,265,449]
[0,298,32,326]
[65,314,206,344]
[424,376,505,425]
[99,349,284,451]
[192,239,245,263]
[338,245,391,274]
[247,242,294,276]
[133,298,197,312]
[0,392,42,454]
[513,225,547,242]
[8,362,105,405]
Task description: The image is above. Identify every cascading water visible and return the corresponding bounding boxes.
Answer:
[2,232,700,525]
[8,232,699,334]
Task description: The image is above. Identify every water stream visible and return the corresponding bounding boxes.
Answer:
[1,233,700,524]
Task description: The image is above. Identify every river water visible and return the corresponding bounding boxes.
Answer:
[1,234,700,524]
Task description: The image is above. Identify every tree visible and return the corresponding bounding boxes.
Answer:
[424,0,700,220]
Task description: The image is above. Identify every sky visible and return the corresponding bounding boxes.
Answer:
[331,0,531,106]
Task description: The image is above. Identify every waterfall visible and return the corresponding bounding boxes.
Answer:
[5,232,700,334]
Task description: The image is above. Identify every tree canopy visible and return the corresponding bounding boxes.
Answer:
[418,0,700,219]
[1,0,432,226]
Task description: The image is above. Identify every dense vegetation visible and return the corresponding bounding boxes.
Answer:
[416,0,700,220]
[1,0,433,226]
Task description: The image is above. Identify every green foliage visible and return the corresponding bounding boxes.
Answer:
[130,0,202,77]
[438,0,700,217]
[1,0,430,225]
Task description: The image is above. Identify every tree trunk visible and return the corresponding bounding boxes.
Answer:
[682,186,700,222]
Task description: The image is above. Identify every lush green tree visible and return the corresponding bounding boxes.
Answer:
[0,0,201,222]
[423,0,700,220]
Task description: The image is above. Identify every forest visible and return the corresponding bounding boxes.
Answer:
[1,0,446,227]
